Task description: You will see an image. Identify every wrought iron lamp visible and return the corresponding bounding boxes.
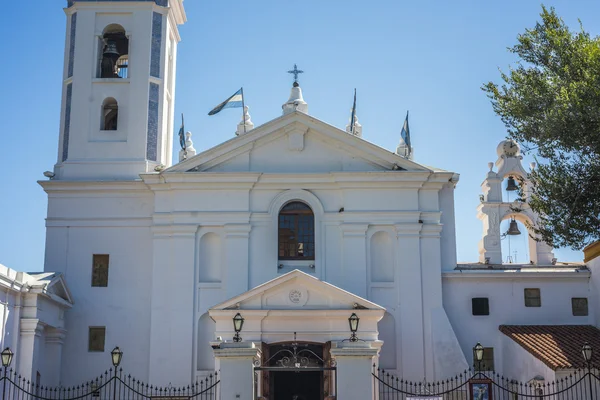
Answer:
[1,348,13,368]
[474,342,484,371]
[582,343,593,364]
[233,313,244,342]
[111,346,123,367]
[348,313,360,342]
[582,343,595,400]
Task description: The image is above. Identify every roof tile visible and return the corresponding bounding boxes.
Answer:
[500,325,600,370]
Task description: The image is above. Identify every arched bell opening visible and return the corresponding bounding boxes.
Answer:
[500,215,532,264]
[98,24,129,78]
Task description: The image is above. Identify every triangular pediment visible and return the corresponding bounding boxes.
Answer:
[165,112,433,174]
[210,270,384,311]
[27,272,74,305]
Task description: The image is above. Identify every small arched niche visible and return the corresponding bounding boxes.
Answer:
[378,312,397,369]
[197,313,216,371]
[198,232,222,283]
[370,231,394,283]
[101,98,118,131]
[98,24,129,78]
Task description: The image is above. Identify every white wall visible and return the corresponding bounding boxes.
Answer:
[501,333,556,384]
[443,271,591,373]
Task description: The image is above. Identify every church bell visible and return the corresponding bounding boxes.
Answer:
[506,176,518,191]
[506,218,521,236]
[103,41,120,59]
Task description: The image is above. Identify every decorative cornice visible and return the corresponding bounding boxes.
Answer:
[340,223,369,237]
[584,241,600,263]
[45,328,68,344]
[224,224,252,238]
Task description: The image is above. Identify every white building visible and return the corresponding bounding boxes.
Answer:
[2,1,598,398]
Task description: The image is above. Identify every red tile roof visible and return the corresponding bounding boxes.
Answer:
[500,325,600,370]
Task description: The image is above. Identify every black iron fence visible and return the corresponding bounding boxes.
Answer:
[0,368,219,400]
[374,365,600,399]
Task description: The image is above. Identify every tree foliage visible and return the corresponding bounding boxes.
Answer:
[483,5,600,250]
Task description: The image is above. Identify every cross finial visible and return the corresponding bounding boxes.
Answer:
[287,64,304,85]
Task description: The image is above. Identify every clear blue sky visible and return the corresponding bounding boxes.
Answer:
[1,0,597,272]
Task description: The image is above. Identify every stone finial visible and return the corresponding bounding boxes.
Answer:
[236,106,254,136]
[488,162,494,171]
[346,111,363,138]
[530,162,536,171]
[395,136,413,160]
[179,131,196,162]
[282,82,308,115]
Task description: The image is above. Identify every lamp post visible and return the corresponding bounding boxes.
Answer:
[233,313,244,342]
[111,347,123,400]
[348,313,360,342]
[1,347,13,399]
[474,343,484,372]
[582,343,594,400]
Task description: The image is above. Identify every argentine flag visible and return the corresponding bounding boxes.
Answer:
[208,88,243,116]
[401,111,411,155]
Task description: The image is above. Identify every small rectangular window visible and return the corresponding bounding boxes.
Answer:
[92,254,109,287]
[572,298,588,316]
[524,288,541,307]
[473,347,495,371]
[472,298,489,316]
[88,327,106,352]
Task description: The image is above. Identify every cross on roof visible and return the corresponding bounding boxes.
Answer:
[287,64,304,84]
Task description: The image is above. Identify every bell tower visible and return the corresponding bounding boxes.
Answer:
[477,140,555,265]
[55,0,186,180]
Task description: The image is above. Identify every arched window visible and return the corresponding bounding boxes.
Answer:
[98,24,129,78]
[278,202,315,260]
[101,98,118,131]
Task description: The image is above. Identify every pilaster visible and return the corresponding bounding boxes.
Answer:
[394,223,425,379]
[45,328,67,386]
[419,223,443,379]
[330,342,378,400]
[18,319,44,381]
[213,342,261,400]
[149,225,197,385]
[224,224,251,299]
[340,223,369,298]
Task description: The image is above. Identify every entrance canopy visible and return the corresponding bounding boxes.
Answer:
[209,270,385,344]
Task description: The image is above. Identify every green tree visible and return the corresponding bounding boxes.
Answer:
[483,5,600,250]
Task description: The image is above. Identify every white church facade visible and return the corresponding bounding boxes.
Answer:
[2,1,600,399]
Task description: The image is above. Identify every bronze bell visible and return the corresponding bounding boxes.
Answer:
[506,176,518,191]
[506,218,521,235]
[103,40,120,58]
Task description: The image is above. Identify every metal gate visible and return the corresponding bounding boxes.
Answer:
[0,368,220,400]
[373,365,600,399]
[254,339,337,399]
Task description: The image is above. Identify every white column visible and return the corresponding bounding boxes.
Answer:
[18,319,43,380]
[420,224,444,379]
[224,224,251,299]
[340,223,368,298]
[395,223,425,379]
[45,328,67,386]
[213,342,261,400]
[149,225,197,385]
[330,342,378,400]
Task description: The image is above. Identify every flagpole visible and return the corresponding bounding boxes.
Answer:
[241,87,246,134]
